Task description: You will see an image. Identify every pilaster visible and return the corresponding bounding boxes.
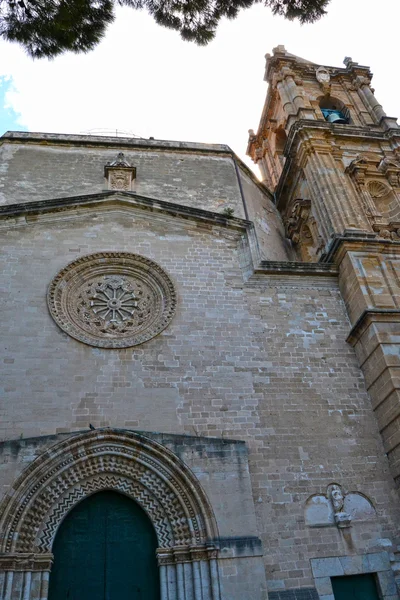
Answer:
[329,237,400,485]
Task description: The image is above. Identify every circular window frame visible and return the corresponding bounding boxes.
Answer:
[47,252,177,348]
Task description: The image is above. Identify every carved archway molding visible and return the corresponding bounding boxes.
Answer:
[0,429,222,600]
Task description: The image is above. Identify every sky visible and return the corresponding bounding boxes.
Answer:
[0,0,399,173]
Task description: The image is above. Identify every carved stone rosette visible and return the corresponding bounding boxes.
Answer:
[47,252,177,348]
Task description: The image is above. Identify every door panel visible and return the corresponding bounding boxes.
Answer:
[331,573,380,600]
[48,490,160,600]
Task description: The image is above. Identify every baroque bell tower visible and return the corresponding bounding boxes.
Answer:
[248,46,400,487]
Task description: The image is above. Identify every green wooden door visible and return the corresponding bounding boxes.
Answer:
[48,491,160,600]
[331,574,380,600]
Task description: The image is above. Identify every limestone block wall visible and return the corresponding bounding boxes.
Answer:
[1,206,400,594]
[238,169,295,261]
[0,137,245,216]
[0,431,267,600]
[243,272,400,592]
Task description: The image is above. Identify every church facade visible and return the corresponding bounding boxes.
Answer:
[1,47,400,600]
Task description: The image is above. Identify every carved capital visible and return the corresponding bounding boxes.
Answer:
[156,544,219,566]
[353,75,371,90]
[0,553,53,572]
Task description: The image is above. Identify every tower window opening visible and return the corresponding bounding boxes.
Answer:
[319,96,350,124]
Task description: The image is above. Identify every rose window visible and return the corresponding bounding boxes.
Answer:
[47,253,177,348]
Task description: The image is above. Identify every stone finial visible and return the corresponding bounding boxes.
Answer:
[343,56,352,66]
[273,45,287,55]
[106,152,132,168]
[104,152,136,192]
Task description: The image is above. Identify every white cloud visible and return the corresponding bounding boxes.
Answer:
[0,0,399,172]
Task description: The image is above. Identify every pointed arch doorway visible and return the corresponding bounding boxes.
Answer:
[48,490,160,600]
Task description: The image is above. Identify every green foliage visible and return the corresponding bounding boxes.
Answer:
[222,207,235,218]
[0,0,330,58]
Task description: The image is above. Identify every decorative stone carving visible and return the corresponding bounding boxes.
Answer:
[316,67,331,93]
[327,483,352,528]
[378,157,400,187]
[47,252,177,348]
[305,483,376,529]
[367,180,391,199]
[0,430,217,553]
[0,430,222,600]
[104,152,136,191]
[285,199,311,244]
[345,156,393,221]
[346,154,369,185]
[284,199,323,261]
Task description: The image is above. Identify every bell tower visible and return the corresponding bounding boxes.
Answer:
[248,46,400,487]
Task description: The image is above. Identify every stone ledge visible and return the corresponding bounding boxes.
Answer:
[0,191,251,231]
[256,261,338,276]
[1,130,232,154]
[268,589,318,600]
[346,309,400,346]
[0,427,247,451]
[322,232,400,264]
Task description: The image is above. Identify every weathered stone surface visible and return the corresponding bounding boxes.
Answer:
[2,47,400,600]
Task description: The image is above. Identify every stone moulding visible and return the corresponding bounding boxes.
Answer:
[0,429,222,600]
[47,252,177,348]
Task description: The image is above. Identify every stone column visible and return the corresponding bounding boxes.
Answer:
[284,75,304,111]
[157,544,222,600]
[302,142,371,239]
[0,554,52,600]
[276,81,295,117]
[356,77,386,122]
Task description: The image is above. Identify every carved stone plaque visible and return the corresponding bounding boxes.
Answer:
[48,253,177,348]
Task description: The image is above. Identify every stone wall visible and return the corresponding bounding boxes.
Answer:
[0,141,243,214]
[1,202,400,594]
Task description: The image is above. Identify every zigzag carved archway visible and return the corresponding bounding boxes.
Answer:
[0,429,218,554]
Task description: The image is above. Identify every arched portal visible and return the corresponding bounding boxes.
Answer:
[48,491,160,600]
[0,429,221,600]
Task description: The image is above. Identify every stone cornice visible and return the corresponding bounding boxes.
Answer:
[256,260,337,277]
[322,232,400,265]
[347,309,400,347]
[1,130,232,155]
[0,192,340,281]
[0,427,247,451]
[0,191,251,232]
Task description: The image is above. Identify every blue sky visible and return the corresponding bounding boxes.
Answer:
[0,77,27,133]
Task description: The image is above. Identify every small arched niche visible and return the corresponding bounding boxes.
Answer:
[319,95,350,124]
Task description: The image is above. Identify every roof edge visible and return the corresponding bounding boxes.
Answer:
[1,130,233,155]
